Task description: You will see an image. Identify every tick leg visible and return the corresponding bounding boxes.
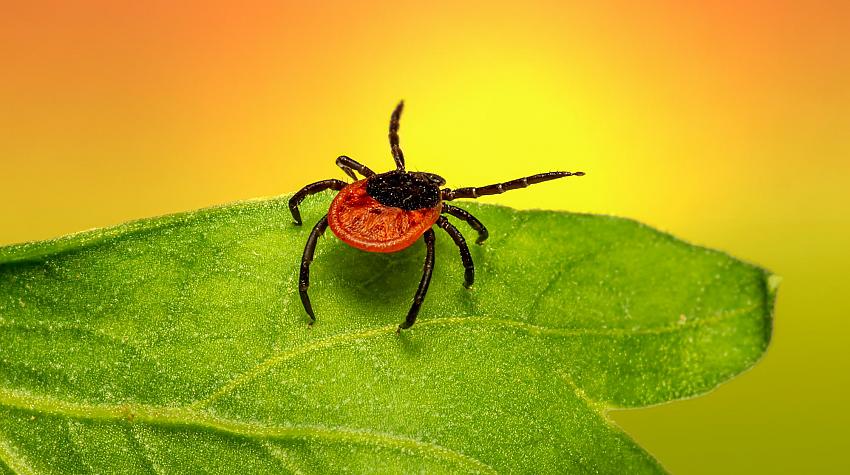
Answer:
[336,155,375,180]
[436,216,474,288]
[289,179,346,225]
[441,171,584,201]
[389,100,406,171]
[398,228,436,332]
[299,215,329,325]
[441,204,489,245]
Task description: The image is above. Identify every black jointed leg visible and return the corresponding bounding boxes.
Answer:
[335,155,375,180]
[389,100,405,171]
[441,171,584,201]
[398,228,435,332]
[299,215,329,325]
[436,216,474,288]
[441,204,489,245]
[289,179,347,225]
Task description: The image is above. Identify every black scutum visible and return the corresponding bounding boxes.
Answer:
[366,171,442,210]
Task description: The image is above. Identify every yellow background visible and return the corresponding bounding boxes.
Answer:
[1,1,848,472]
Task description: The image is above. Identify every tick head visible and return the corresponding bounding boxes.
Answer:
[412,172,446,187]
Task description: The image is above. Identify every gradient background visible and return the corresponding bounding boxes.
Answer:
[1,1,848,473]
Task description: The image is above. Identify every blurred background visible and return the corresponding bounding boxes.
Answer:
[1,1,847,472]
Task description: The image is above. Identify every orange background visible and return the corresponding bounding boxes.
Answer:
[1,1,848,473]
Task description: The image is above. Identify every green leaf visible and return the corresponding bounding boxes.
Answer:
[0,193,775,474]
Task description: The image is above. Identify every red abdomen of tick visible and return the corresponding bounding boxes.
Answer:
[328,179,442,253]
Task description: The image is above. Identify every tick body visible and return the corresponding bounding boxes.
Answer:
[328,175,443,253]
[290,101,584,331]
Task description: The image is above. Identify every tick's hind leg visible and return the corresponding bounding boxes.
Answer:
[437,216,474,288]
[299,215,329,325]
[289,179,346,225]
[441,204,488,245]
[398,228,436,332]
[335,155,375,180]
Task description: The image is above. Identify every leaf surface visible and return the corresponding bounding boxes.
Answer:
[0,194,776,473]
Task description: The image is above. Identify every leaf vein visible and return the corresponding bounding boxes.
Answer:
[558,373,668,474]
[559,371,605,414]
[190,325,398,409]
[261,442,305,475]
[0,432,34,475]
[126,426,164,475]
[191,303,758,410]
[0,389,496,474]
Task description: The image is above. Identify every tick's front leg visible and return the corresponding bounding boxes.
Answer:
[335,155,375,179]
[289,179,346,225]
[299,215,329,325]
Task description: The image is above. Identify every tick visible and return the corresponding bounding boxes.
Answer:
[290,101,584,332]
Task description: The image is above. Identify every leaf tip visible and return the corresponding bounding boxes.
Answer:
[766,274,782,297]
[758,272,781,350]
